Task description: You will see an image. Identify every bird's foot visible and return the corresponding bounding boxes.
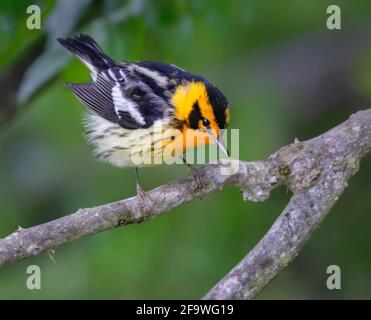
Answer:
[136,183,152,213]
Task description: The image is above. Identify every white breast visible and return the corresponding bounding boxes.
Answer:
[83,113,177,167]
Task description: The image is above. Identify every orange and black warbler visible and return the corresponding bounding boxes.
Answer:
[58,34,230,206]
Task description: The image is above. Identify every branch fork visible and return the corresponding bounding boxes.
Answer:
[0,109,370,300]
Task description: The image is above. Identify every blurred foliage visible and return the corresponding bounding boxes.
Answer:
[0,0,371,299]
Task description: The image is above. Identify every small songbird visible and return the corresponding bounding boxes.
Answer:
[58,34,230,208]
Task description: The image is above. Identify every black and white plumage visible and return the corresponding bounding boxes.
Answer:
[59,35,176,130]
[58,34,230,168]
[58,35,175,166]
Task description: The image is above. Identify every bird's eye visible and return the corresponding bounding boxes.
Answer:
[202,118,210,128]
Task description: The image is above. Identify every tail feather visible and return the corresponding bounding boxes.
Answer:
[58,34,116,73]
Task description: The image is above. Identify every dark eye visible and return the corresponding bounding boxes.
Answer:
[202,118,210,127]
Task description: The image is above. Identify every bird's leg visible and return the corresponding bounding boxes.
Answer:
[135,167,152,212]
[182,156,204,198]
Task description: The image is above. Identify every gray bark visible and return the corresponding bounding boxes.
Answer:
[0,109,370,300]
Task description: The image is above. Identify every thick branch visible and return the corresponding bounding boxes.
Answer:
[204,109,371,299]
[0,159,283,267]
[0,109,370,300]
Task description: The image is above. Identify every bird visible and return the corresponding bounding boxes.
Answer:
[58,34,230,209]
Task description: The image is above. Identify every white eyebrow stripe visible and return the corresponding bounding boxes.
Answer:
[111,84,146,125]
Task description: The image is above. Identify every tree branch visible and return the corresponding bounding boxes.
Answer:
[204,109,371,299]
[0,109,370,299]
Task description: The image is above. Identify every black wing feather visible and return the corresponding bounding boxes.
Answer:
[66,83,116,122]
[59,35,172,129]
[66,74,151,130]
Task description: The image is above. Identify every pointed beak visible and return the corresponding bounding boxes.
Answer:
[207,129,230,157]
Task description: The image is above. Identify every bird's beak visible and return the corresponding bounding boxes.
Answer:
[206,129,230,157]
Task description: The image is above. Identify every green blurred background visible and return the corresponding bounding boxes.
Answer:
[0,0,371,299]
